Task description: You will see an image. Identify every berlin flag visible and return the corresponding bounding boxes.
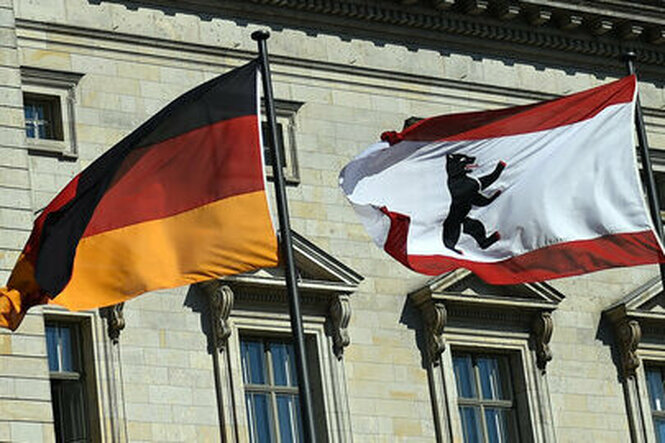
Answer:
[0,60,278,330]
[339,75,665,284]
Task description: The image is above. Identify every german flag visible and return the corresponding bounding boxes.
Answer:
[0,60,278,330]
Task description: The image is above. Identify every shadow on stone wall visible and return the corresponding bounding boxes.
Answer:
[183,284,217,355]
[399,297,429,370]
[595,314,623,384]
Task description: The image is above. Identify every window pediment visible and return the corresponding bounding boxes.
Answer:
[410,269,563,370]
[222,231,362,306]
[202,231,362,359]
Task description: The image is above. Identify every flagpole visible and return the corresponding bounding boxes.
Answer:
[252,30,317,442]
[623,52,665,283]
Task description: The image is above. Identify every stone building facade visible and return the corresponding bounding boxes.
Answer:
[1,0,665,441]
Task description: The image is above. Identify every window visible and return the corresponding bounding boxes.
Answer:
[655,172,665,219]
[241,337,304,442]
[646,365,665,442]
[260,99,303,184]
[637,149,665,220]
[410,269,560,442]
[21,67,82,158]
[453,352,519,443]
[199,232,361,442]
[24,93,64,141]
[604,277,665,441]
[45,318,99,443]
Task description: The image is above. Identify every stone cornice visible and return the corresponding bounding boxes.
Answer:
[17,19,665,120]
[110,0,665,79]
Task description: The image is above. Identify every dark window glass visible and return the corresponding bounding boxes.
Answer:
[646,366,665,443]
[46,322,90,443]
[261,121,286,166]
[241,337,304,443]
[452,352,518,443]
[23,93,62,141]
[656,173,665,213]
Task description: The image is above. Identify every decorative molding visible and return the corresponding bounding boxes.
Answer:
[615,318,643,379]
[603,280,665,443]
[100,303,125,345]
[423,302,448,366]
[409,270,562,367]
[410,290,448,365]
[221,231,361,357]
[21,67,84,89]
[97,0,665,80]
[20,66,83,160]
[16,20,665,122]
[209,284,235,352]
[532,311,553,372]
[329,294,352,359]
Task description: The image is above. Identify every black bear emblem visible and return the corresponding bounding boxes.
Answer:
[442,153,505,254]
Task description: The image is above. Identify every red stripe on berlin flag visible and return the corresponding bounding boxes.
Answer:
[399,75,636,143]
[408,230,665,284]
[379,204,665,284]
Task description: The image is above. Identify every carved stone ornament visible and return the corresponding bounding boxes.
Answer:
[209,284,234,352]
[329,294,351,359]
[423,303,447,366]
[616,318,642,380]
[532,311,553,372]
[100,303,125,345]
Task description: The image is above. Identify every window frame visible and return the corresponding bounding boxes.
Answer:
[643,362,665,442]
[260,99,303,185]
[635,351,665,442]
[24,92,64,141]
[410,270,561,443]
[441,334,544,443]
[452,351,520,442]
[43,312,102,443]
[604,278,665,443]
[21,67,83,159]
[225,310,345,442]
[199,233,361,442]
[240,335,304,442]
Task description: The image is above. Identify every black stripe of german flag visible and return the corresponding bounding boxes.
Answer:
[0,60,278,330]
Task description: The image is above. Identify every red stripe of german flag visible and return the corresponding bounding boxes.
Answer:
[0,60,278,330]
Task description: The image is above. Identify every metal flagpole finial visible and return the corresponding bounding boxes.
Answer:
[622,51,637,74]
[251,30,271,41]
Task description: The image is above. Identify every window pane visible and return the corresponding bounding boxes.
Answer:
[34,103,45,119]
[459,406,482,443]
[485,408,512,443]
[25,124,36,138]
[58,326,74,372]
[60,380,88,442]
[453,355,477,398]
[655,418,665,443]
[271,341,297,387]
[647,368,665,412]
[261,122,286,165]
[241,340,266,385]
[46,325,59,372]
[246,393,272,443]
[24,105,34,120]
[277,394,303,443]
[37,122,48,140]
[478,356,507,400]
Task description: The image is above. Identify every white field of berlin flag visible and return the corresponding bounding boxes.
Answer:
[339,75,665,284]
